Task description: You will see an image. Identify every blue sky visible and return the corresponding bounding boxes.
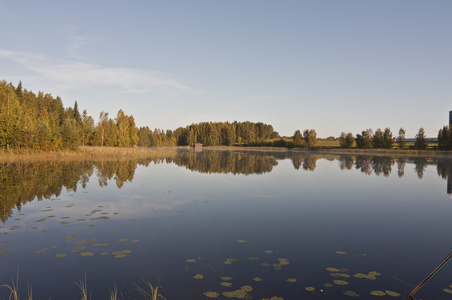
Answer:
[1,1,451,138]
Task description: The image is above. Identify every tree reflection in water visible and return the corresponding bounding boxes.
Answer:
[1,149,452,222]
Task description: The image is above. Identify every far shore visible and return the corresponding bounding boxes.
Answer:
[0,145,451,162]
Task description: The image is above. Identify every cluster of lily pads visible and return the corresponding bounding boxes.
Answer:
[184,241,408,299]
[31,233,139,259]
[444,284,452,294]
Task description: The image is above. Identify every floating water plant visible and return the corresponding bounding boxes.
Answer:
[34,248,49,254]
[204,291,219,298]
[71,246,87,253]
[326,267,340,272]
[385,290,401,297]
[236,240,246,243]
[444,288,452,294]
[56,253,66,258]
[286,278,297,283]
[336,251,346,254]
[324,283,334,288]
[330,273,350,278]
[92,243,108,247]
[262,297,283,300]
[305,287,315,292]
[100,252,109,256]
[118,239,128,242]
[79,252,94,257]
[333,280,349,285]
[260,263,271,267]
[343,290,359,297]
[247,257,259,261]
[185,259,196,262]
[193,274,204,279]
[220,276,233,281]
[131,240,139,243]
[220,282,232,287]
[370,290,386,296]
[252,277,263,282]
[264,250,273,254]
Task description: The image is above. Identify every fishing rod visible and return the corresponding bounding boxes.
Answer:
[407,251,452,299]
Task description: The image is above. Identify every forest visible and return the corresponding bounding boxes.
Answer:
[1,80,452,151]
[0,81,280,150]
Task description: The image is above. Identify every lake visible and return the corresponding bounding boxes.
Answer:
[1,149,452,299]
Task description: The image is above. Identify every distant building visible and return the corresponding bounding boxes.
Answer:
[449,110,452,128]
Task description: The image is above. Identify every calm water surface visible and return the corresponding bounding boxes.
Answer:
[1,149,452,299]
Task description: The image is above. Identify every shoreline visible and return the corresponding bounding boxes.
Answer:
[0,145,451,162]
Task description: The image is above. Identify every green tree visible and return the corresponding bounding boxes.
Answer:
[398,128,406,149]
[292,130,304,148]
[382,128,393,149]
[339,132,355,148]
[414,127,428,150]
[303,129,317,147]
[60,118,79,149]
[372,128,384,148]
[355,129,373,149]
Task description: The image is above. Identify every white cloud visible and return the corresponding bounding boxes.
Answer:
[0,49,191,94]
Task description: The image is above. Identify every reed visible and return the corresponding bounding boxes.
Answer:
[0,270,19,300]
[74,274,89,300]
[109,283,118,300]
[134,279,165,300]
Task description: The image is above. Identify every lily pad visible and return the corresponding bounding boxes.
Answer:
[324,283,334,288]
[71,246,87,253]
[305,287,315,292]
[370,291,386,296]
[130,240,139,243]
[330,273,350,278]
[444,288,452,294]
[204,291,219,298]
[278,258,289,265]
[287,278,297,283]
[118,239,128,242]
[220,276,233,281]
[326,267,340,272]
[236,240,246,243]
[263,297,283,300]
[264,250,273,254]
[186,259,196,262]
[56,253,66,258]
[220,282,232,287]
[34,248,49,254]
[193,274,204,280]
[100,252,109,256]
[114,254,126,258]
[79,252,94,257]
[247,257,259,261]
[333,280,349,285]
[253,277,263,282]
[92,243,108,247]
[344,291,359,297]
[241,285,253,292]
[385,290,401,297]
[336,251,346,254]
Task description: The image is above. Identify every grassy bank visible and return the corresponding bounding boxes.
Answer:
[0,146,180,162]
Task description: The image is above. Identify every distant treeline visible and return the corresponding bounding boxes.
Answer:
[1,80,451,151]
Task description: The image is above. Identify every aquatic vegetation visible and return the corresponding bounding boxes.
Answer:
[185,259,196,262]
[286,278,297,283]
[193,274,204,280]
[110,283,118,300]
[204,291,219,298]
[133,279,164,300]
[343,290,359,297]
[92,243,108,247]
[262,297,283,300]
[324,283,334,288]
[34,248,49,254]
[247,257,259,261]
[71,246,87,253]
[370,290,386,296]
[223,258,239,264]
[326,267,340,272]
[264,250,273,254]
[118,238,128,242]
[220,276,233,281]
[241,285,253,292]
[252,277,263,282]
[131,240,139,243]
[385,290,401,297]
[79,252,94,257]
[100,252,109,255]
[74,275,88,300]
[336,251,346,254]
[333,280,349,285]
[1,270,20,300]
[236,240,246,243]
[330,273,350,278]
[56,253,66,258]
[305,287,315,292]
[260,263,271,267]
[220,282,232,287]
[444,288,452,294]
[277,258,289,265]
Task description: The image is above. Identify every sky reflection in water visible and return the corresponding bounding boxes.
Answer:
[1,149,452,299]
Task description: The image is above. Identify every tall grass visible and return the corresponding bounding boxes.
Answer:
[0,270,19,300]
[74,274,89,300]
[134,279,165,300]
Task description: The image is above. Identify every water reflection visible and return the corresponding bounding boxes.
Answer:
[1,149,452,222]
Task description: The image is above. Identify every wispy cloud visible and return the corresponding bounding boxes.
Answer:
[0,49,191,93]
